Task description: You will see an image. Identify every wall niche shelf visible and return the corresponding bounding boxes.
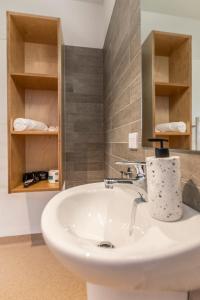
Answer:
[11,130,58,136]
[12,181,59,193]
[7,11,63,193]
[142,31,192,150]
[155,131,191,137]
[11,72,58,90]
[155,82,189,96]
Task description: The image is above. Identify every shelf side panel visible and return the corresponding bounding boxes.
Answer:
[57,19,64,190]
[142,33,154,147]
[9,136,26,191]
[25,42,58,75]
[8,14,25,73]
[155,56,169,82]
[25,89,58,126]
[155,96,170,125]
[169,38,192,85]
[25,136,58,172]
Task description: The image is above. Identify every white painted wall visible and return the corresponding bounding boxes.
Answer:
[141,11,200,128]
[103,0,116,41]
[0,0,115,237]
[0,0,105,48]
[141,0,200,22]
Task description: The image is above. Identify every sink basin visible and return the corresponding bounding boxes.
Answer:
[42,182,200,300]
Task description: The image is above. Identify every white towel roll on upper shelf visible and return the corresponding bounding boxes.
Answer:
[13,118,48,132]
[155,122,187,133]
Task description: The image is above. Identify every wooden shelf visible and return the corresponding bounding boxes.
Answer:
[142,31,192,149]
[11,130,58,136]
[7,11,63,193]
[11,180,60,193]
[154,31,191,56]
[155,131,190,136]
[155,82,189,96]
[11,72,58,90]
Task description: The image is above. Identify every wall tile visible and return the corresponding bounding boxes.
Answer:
[112,100,141,129]
[130,75,142,103]
[66,103,103,115]
[65,93,103,104]
[111,87,130,115]
[64,46,104,187]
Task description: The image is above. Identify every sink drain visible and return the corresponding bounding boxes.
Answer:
[97,241,115,249]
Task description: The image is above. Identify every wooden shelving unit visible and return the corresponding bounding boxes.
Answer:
[11,72,58,90]
[142,31,192,149]
[11,130,58,136]
[7,11,63,193]
[155,132,190,136]
[11,181,59,193]
[155,82,189,96]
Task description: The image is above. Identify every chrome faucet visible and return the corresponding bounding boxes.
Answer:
[104,161,146,189]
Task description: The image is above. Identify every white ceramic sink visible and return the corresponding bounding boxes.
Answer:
[42,182,200,300]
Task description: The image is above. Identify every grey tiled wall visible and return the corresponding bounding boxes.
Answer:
[104,0,143,177]
[64,46,104,187]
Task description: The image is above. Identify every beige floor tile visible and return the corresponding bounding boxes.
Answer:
[0,242,86,300]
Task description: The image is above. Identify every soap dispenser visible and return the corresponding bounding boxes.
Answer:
[146,138,183,222]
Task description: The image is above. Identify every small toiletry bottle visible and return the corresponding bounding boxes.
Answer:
[146,138,183,222]
[48,170,59,184]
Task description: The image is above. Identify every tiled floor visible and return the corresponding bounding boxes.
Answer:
[0,239,86,300]
[1,237,200,300]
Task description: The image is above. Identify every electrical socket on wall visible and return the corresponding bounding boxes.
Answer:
[128,132,138,149]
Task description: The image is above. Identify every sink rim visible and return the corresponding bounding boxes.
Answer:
[41,182,200,266]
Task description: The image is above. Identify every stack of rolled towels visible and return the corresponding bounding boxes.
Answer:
[155,121,187,133]
[13,118,48,131]
[13,118,58,132]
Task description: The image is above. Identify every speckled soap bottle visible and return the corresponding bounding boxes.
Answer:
[146,138,183,222]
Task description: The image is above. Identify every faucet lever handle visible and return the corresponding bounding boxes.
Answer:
[115,160,146,178]
[134,163,145,178]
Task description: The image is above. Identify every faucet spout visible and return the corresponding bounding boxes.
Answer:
[104,178,135,189]
[104,161,146,189]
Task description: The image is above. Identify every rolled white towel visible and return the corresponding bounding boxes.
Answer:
[155,122,187,133]
[13,118,48,132]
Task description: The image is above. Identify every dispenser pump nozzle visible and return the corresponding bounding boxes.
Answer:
[148,138,169,158]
